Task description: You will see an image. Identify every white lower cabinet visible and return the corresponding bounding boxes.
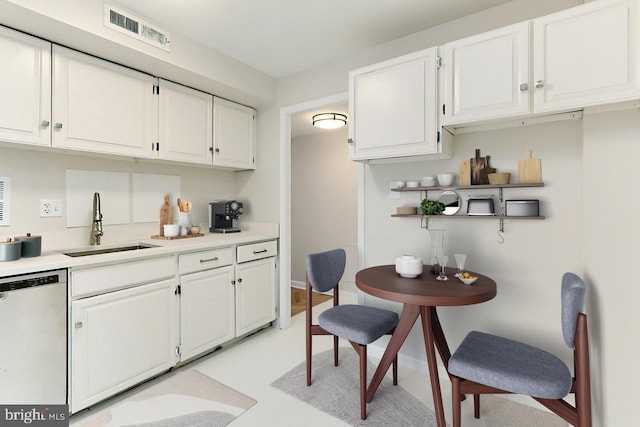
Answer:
[235,240,277,336]
[70,279,177,413]
[178,248,235,362]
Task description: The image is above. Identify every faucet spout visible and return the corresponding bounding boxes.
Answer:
[90,192,103,245]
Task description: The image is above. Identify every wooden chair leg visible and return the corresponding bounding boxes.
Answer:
[474,394,480,419]
[452,376,461,427]
[392,354,398,386]
[358,344,367,420]
[334,335,339,366]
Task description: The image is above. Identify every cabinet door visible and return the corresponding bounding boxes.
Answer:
[442,22,530,125]
[180,266,235,361]
[52,45,156,158]
[71,279,177,413]
[212,97,256,169]
[158,79,213,165]
[348,47,438,160]
[533,0,640,112]
[235,257,276,336]
[0,27,51,146]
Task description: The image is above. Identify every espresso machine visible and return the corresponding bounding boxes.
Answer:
[209,201,243,233]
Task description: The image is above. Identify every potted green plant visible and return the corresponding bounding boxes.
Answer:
[420,199,445,228]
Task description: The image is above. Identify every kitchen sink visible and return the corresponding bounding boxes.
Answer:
[63,244,158,257]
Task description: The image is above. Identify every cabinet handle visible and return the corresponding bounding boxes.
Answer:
[519,83,529,91]
[54,123,63,129]
[215,148,220,153]
[75,322,83,329]
[41,120,50,127]
[347,138,354,144]
[200,257,219,263]
[535,80,544,88]
[237,278,243,283]
[253,249,268,254]
[231,280,236,285]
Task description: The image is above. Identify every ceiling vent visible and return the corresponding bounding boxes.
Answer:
[104,4,171,52]
[0,177,10,226]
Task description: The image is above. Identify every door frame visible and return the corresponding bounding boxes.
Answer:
[278,92,348,330]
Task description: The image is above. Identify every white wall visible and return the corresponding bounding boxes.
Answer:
[582,108,640,427]
[0,146,238,250]
[291,127,358,291]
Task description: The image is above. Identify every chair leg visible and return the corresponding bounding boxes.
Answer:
[359,344,367,420]
[474,394,480,419]
[306,279,312,386]
[392,353,398,386]
[452,376,461,427]
[334,335,339,366]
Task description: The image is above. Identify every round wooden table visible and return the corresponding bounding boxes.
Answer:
[356,265,496,427]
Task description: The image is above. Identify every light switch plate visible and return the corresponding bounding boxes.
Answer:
[40,199,63,217]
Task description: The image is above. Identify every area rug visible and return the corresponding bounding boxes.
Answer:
[271,349,442,426]
[74,369,256,427]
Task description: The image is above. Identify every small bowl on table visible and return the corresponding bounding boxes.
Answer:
[458,274,478,285]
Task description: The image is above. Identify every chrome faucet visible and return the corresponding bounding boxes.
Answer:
[90,192,103,245]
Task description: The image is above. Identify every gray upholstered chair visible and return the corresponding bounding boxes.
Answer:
[448,272,591,427]
[305,248,399,420]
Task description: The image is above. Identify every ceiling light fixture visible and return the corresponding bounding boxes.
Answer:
[312,113,347,129]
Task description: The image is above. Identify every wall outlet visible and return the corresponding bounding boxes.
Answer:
[40,199,63,217]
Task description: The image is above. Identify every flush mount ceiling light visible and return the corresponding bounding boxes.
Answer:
[312,113,347,129]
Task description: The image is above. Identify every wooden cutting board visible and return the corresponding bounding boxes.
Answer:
[459,160,471,185]
[518,149,542,183]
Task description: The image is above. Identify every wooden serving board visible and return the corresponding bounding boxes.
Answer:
[518,149,542,183]
[151,233,204,240]
[459,160,471,185]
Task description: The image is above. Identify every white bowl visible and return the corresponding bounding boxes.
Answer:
[458,276,478,285]
[437,173,455,186]
[395,255,423,278]
[393,181,406,189]
[421,176,436,187]
[406,180,420,188]
[163,224,180,237]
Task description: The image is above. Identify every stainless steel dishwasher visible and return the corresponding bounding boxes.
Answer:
[0,269,67,404]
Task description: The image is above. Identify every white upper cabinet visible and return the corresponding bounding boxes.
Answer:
[158,79,213,165]
[52,45,156,158]
[533,0,640,113]
[0,27,51,147]
[349,47,446,161]
[213,97,256,170]
[442,22,531,125]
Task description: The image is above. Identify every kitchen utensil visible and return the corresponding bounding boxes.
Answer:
[488,172,511,185]
[0,238,21,262]
[14,233,42,257]
[421,176,436,187]
[518,149,542,183]
[459,276,478,285]
[406,180,420,188]
[470,149,496,185]
[454,254,466,277]
[467,198,495,215]
[396,206,418,215]
[458,160,471,185]
[437,173,455,186]
[395,255,423,278]
[505,200,539,216]
[163,224,180,237]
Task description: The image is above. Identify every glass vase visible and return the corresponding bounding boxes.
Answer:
[429,229,444,275]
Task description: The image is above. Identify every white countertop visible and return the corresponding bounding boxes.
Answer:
[0,230,279,277]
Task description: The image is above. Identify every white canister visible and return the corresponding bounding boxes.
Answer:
[395,255,423,278]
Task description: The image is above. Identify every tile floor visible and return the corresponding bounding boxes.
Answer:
[70,290,565,426]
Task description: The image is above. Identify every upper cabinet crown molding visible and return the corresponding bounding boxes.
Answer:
[0,27,51,147]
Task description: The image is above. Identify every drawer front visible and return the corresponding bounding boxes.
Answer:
[71,256,175,298]
[178,247,233,275]
[237,240,278,263]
